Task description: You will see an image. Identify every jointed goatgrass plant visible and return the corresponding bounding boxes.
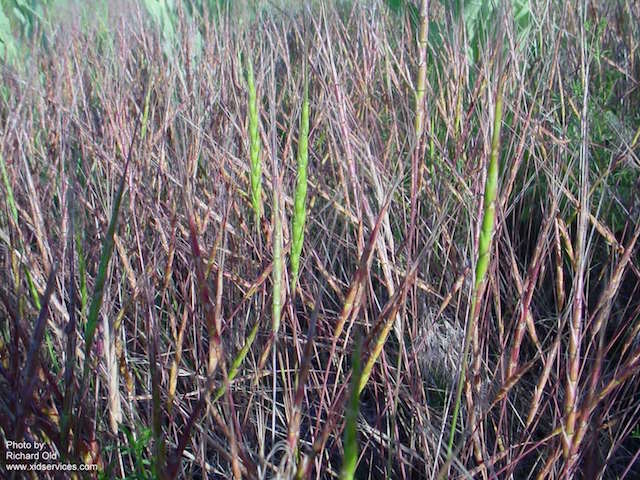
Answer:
[448,80,504,453]
[563,11,591,466]
[408,0,429,253]
[246,53,263,227]
[2,2,640,479]
[290,71,310,292]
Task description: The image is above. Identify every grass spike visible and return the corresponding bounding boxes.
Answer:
[290,70,310,293]
[448,81,504,453]
[247,53,263,226]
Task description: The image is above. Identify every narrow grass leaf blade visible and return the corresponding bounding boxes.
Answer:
[81,120,139,388]
[340,339,362,480]
[15,264,58,440]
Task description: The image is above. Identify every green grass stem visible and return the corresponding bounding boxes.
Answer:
[447,83,504,453]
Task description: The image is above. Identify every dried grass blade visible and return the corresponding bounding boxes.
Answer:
[61,187,78,456]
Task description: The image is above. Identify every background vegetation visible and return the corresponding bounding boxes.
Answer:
[1,0,639,478]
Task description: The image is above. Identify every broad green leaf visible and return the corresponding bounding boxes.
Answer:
[0,4,17,62]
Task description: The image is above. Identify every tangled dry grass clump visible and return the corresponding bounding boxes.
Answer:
[1,0,639,478]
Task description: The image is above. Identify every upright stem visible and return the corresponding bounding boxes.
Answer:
[563,3,590,462]
[269,49,284,444]
[448,81,504,453]
[409,0,429,254]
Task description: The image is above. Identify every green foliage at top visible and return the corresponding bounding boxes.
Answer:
[429,0,533,66]
[2,0,49,38]
[142,0,177,53]
[0,0,108,65]
[142,0,276,60]
[383,0,419,27]
[518,17,639,236]
[0,4,17,61]
[0,0,56,63]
